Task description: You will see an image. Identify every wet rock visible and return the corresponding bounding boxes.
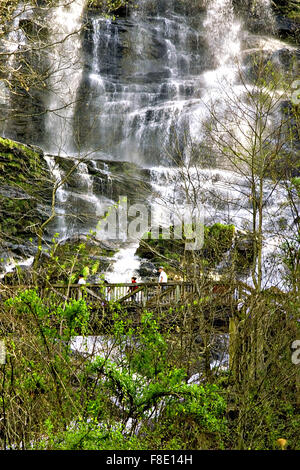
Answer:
[137,260,157,279]
[0,137,52,248]
[275,15,300,44]
[88,159,152,205]
[51,155,152,206]
[34,233,119,283]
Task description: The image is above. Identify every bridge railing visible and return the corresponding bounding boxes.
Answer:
[0,280,251,308]
[52,281,196,307]
[0,281,197,306]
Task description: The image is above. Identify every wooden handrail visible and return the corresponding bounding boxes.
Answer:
[0,280,254,311]
[0,281,193,289]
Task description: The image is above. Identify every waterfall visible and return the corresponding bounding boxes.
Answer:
[0,255,34,280]
[42,0,114,242]
[203,0,241,69]
[2,0,297,287]
[44,0,87,155]
[75,1,208,164]
[106,243,141,283]
[76,162,107,219]
[150,165,296,287]
[0,3,30,136]
[44,156,68,240]
[73,0,295,287]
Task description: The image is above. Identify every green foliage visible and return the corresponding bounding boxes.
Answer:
[2,288,297,450]
[203,223,235,265]
[1,294,229,450]
[137,222,235,271]
[88,0,132,15]
[130,312,168,377]
[291,177,300,197]
[272,0,300,21]
[84,311,228,444]
[5,288,90,339]
[35,421,145,450]
[36,233,115,284]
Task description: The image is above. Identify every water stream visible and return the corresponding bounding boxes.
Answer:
[44,0,87,155]
[1,0,298,287]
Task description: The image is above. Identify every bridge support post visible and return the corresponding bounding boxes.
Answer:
[143,287,147,307]
[175,285,180,303]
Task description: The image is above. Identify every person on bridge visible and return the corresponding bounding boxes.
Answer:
[77,274,86,285]
[77,274,86,300]
[103,279,111,303]
[158,266,167,291]
[128,276,139,301]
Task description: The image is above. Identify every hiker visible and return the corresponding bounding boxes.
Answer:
[103,279,111,302]
[128,276,139,301]
[77,274,86,300]
[158,266,167,291]
[77,274,86,285]
[158,266,167,283]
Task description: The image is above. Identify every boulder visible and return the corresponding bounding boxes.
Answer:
[34,234,119,284]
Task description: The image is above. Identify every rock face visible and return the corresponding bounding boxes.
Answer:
[233,0,300,43]
[51,155,151,203]
[135,223,255,278]
[86,159,152,204]
[43,153,152,242]
[272,0,300,44]
[0,138,153,279]
[0,137,55,279]
[0,137,52,265]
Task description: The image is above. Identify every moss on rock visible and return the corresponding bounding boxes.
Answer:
[135,223,256,276]
[36,234,118,284]
[136,223,236,268]
[87,0,131,16]
[0,136,52,242]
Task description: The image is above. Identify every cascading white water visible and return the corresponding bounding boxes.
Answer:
[76,1,208,164]
[73,0,296,286]
[105,243,141,283]
[43,1,117,244]
[149,165,296,288]
[44,155,117,242]
[0,256,34,280]
[44,0,87,155]
[2,0,297,287]
[203,0,241,69]
[44,155,69,240]
[189,0,246,145]
[0,3,30,136]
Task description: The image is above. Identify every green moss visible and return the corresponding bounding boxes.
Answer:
[0,137,49,187]
[0,136,51,240]
[272,0,300,21]
[136,223,236,269]
[87,0,131,13]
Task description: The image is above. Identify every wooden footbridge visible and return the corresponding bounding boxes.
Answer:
[0,279,253,312]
